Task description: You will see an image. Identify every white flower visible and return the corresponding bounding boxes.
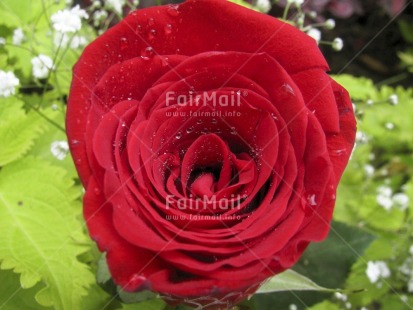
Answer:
[0,70,19,97]
[70,35,87,49]
[50,141,69,160]
[31,54,54,79]
[366,261,391,284]
[364,164,375,177]
[288,305,297,310]
[256,0,271,13]
[12,28,25,45]
[51,5,88,33]
[392,193,409,210]
[334,292,347,301]
[93,9,109,27]
[356,131,368,144]
[385,122,394,130]
[0,37,5,45]
[307,28,321,44]
[54,33,87,49]
[332,37,344,51]
[377,185,392,197]
[376,186,393,210]
[104,0,126,15]
[377,194,393,210]
[409,279,413,293]
[325,19,336,30]
[409,245,413,255]
[389,94,398,105]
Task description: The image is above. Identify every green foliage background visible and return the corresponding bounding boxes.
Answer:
[0,0,412,309]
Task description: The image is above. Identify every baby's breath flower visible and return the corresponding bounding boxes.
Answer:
[92,0,102,9]
[54,33,87,49]
[256,0,271,13]
[389,94,398,105]
[105,0,126,15]
[12,28,25,45]
[306,28,321,44]
[31,54,54,79]
[307,11,317,19]
[51,5,88,33]
[364,164,375,177]
[50,141,69,160]
[0,70,19,97]
[93,10,109,27]
[366,261,391,284]
[376,185,393,210]
[325,19,336,30]
[392,193,409,210]
[385,122,394,130]
[332,37,343,51]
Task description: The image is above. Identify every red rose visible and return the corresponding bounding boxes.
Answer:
[66,0,356,307]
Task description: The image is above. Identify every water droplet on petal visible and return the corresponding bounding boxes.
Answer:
[141,46,155,60]
[175,131,182,139]
[271,113,278,120]
[196,119,203,125]
[148,29,157,41]
[147,17,155,27]
[307,194,317,206]
[166,4,180,17]
[282,83,295,95]
[230,127,237,135]
[211,118,217,124]
[161,57,169,67]
[164,24,173,35]
[333,149,346,156]
[120,37,128,50]
[186,126,194,133]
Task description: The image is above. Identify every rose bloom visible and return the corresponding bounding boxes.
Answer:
[66,0,356,308]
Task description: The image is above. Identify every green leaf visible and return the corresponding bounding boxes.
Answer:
[293,221,375,289]
[78,282,122,310]
[119,299,166,310]
[361,86,413,151]
[0,268,52,310]
[345,238,397,306]
[0,157,95,310]
[256,270,336,294]
[0,98,44,166]
[0,0,64,28]
[117,289,158,304]
[333,74,377,101]
[307,300,341,310]
[25,102,79,179]
[252,222,373,309]
[398,19,413,44]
